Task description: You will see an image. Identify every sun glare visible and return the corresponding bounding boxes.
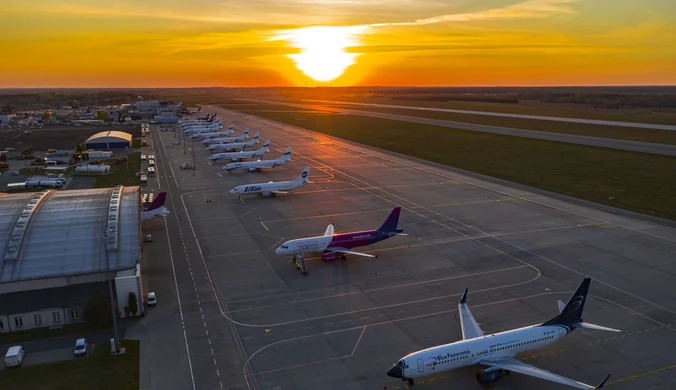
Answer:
[274,26,368,83]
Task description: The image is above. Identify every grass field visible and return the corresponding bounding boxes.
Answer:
[93,152,141,188]
[227,109,676,220]
[0,340,139,390]
[0,323,92,345]
[290,97,676,125]
[318,104,676,145]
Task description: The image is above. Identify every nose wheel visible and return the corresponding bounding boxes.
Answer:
[294,254,308,275]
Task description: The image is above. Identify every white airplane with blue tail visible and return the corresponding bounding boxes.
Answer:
[387,278,618,389]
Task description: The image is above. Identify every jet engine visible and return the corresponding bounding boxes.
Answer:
[248,167,258,172]
[476,368,510,385]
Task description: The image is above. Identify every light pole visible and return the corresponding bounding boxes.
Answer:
[183,127,187,155]
[125,146,130,185]
[104,229,121,353]
[191,136,195,170]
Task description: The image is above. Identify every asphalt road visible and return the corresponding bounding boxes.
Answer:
[242,99,676,157]
[140,107,676,390]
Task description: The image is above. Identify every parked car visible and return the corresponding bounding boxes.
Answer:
[148,292,157,307]
[74,338,87,357]
[145,234,152,242]
[179,162,194,170]
[5,345,25,368]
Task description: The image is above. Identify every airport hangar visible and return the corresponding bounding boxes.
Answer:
[84,130,132,149]
[0,186,143,334]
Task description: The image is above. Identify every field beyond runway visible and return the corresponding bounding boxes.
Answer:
[151,108,676,390]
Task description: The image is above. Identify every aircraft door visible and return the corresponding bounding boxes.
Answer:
[417,358,424,373]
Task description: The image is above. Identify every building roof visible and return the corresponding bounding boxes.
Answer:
[85,131,132,143]
[0,188,140,283]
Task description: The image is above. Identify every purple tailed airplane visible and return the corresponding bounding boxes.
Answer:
[275,207,405,274]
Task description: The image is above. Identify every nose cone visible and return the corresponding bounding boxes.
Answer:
[229,189,236,195]
[275,247,282,255]
[387,365,403,379]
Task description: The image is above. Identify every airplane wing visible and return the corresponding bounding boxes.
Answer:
[458,289,484,340]
[326,248,377,258]
[324,224,334,236]
[479,357,610,390]
[271,191,288,194]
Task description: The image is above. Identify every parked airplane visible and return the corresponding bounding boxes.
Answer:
[191,126,235,139]
[386,278,618,389]
[222,146,290,172]
[207,133,259,152]
[230,166,310,197]
[202,129,250,145]
[189,107,201,114]
[201,127,245,139]
[141,192,171,221]
[182,122,223,134]
[275,207,404,274]
[210,140,270,162]
[180,117,220,128]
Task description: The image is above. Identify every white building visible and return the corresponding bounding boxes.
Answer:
[0,186,144,334]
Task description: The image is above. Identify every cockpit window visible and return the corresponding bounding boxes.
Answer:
[397,360,405,367]
[282,245,289,249]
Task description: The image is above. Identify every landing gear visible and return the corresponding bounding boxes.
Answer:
[406,378,414,385]
[340,255,347,261]
[294,254,308,275]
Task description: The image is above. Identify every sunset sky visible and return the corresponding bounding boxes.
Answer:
[1,0,674,87]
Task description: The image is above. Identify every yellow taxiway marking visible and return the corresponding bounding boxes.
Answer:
[607,363,676,386]
[239,197,244,203]
[260,222,269,231]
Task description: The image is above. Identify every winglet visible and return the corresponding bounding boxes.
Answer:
[595,374,611,389]
[459,288,468,304]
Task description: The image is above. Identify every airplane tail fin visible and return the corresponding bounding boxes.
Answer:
[543,278,590,327]
[295,166,310,183]
[251,132,260,143]
[145,192,167,211]
[377,207,403,234]
[243,128,249,137]
[542,278,619,332]
[259,139,271,152]
[278,147,292,163]
[324,224,334,236]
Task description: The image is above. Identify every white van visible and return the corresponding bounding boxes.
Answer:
[5,345,25,368]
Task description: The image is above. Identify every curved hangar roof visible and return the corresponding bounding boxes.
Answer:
[0,187,140,283]
[85,131,132,145]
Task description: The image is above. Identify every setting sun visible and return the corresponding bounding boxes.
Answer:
[273,26,368,83]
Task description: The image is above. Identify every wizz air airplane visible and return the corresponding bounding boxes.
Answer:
[222,146,290,172]
[275,207,404,274]
[188,107,201,114]
[210,140,270,162]
[141,192,171,221]
[207,133,259,152]
[387,278,618,389]
[202,129,250,145]
[230,166,310,197]
[192,127,235,139]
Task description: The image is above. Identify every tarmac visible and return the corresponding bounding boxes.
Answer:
[141,108,676,390]
[241,99,676,157]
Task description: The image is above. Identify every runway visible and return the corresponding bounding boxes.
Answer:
[151,107,676,390]
[303,99,676,131]
[241,99,676,157]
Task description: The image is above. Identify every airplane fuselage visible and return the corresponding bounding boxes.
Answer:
[210,150,263,162]
[231,179,304,196]
[223,158,283,172]
[277,229,393,260]
[209,139,257,152]
[394,325,568,381]
[203,135,248,146]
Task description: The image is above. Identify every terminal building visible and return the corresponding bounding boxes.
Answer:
[84,131,133,149]
[0,187,143,334]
